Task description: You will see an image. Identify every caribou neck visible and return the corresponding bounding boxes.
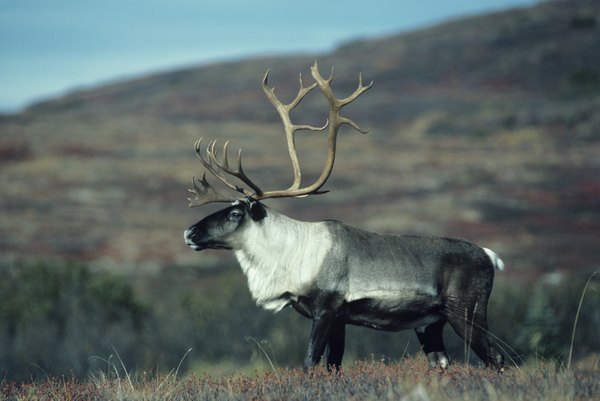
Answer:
[234,209,333,312]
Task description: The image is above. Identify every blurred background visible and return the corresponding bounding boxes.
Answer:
[1,0,599,380]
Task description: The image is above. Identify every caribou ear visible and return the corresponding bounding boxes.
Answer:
[248,201,267,221]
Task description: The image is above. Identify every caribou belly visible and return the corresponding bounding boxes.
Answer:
[345,294,443,331]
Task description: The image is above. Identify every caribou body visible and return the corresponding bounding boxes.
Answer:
[184,63,505,371]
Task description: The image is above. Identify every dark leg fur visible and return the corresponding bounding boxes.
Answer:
[326,317,346,371]
[415,320,450,368]
[304,311,335,370]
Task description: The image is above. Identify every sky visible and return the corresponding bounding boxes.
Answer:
[0,0,538,113]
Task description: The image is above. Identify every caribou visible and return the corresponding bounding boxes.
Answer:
[184,63,505,371]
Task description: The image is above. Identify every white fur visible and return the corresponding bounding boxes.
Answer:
[438,356,449,369]
[235,210,333,312]
[483,247,505,271]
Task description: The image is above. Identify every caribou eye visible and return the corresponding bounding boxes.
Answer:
[228,210,243,221]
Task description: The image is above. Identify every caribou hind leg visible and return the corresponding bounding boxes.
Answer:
[446,301,505,371]
[415,319,450,368]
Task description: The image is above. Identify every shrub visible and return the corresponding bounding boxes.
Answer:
[0,262,148,381]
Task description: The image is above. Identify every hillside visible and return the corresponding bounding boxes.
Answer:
[0,0,598,276]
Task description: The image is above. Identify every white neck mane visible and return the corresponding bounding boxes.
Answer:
[234,210,332,312]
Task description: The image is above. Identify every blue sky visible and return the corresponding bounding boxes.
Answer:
[0,0,537,113]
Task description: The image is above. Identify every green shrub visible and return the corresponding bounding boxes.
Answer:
[0,262,148,381]
[490,272,600,364]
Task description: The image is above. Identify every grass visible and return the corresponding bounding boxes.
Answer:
[2,356,599,401]
[568,271,597,370]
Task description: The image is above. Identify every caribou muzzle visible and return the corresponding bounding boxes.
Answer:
[184,227,202,251]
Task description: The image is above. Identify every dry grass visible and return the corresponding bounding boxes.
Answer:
[3,357,599,401]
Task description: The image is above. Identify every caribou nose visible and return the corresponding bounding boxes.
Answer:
[184,228,199,249]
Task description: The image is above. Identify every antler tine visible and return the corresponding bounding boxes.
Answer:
[221,140,231,169]
[188,173,234,206]
[310,61,372,133]
[194,138,216,172]
[288,72,318,109]
[197,139,231,186]
[204,139,264,197]
[338,71,374,108]
[262,70,319,111]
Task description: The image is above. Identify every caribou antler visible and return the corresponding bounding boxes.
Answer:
[189,61,372,206]
[188,173,234,206]
[194,138,263,196]
[262,70,328,190]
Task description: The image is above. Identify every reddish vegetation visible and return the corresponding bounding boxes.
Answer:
[0,140,32,163]
[2,359,599,401]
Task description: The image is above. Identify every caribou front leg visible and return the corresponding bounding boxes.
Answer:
[304,310,335,370]
[326,317,345,370]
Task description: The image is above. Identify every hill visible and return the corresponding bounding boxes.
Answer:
[0,0,598,276]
